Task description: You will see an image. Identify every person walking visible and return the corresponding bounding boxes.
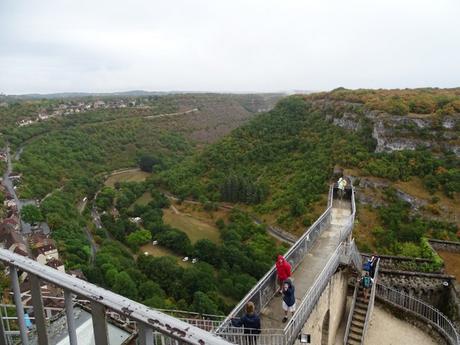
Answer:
[282,279,296,323]
[275,255,291,295]
[369,255,379,278]
[337,177,348,199]
[361,271,374,301]
[231,302,261,345]
[363,257,372,273]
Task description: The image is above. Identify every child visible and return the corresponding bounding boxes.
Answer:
[282,279,295,323]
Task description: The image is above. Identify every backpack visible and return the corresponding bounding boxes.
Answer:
[362,276,371,288]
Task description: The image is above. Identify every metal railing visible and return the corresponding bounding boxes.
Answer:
[0,248,233,345]
[0,301,227,338]
[376,283,460,345]
[348,240,362,271]
[339,184,356,244]
[284,243,345,344]
[343,282,359,345]
[361,258,380,344]
[216,185,335,335]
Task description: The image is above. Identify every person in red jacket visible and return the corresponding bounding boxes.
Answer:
[275,255,291,294]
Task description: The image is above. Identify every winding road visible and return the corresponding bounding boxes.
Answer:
[2,145,37,235]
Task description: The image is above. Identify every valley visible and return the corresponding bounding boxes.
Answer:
[1,89,459,317]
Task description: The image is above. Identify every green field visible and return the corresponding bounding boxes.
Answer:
[104,169,151,187]
[134,191,153,206]
[140,243,191,267]
[163,208,221,244]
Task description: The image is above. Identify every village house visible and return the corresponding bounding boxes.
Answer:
[0,228,29,257]
[93,100,106,108]
[31,234,59,263]
[45,258,65,272]
[3,217,19,231]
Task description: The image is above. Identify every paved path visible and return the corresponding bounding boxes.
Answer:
[365,305,437,345]
[260,199,351,330]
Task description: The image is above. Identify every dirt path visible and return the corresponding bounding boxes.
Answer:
[365,305,437,345]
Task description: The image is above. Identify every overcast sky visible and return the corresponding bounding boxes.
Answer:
[1,0,459,94]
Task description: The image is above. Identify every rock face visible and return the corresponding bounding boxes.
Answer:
[332,113,361,131]
[371,115,458,154]
[395,189,428,211]
[311,99,460,157]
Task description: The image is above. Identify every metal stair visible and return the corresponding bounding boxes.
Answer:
[346,286,370,345]
[344,258,380,345]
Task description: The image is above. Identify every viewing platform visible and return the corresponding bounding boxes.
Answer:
[260,199,352,330]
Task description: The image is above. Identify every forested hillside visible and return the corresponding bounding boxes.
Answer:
[0,93,283,315]
[2,90,459,314]
[160,89,460,257]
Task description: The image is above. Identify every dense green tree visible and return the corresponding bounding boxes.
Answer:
[194,239,220,266]
[156,228,193,255]
[139,155,160,172]
[126,229,152,249]
[191,292,219,315]
[21,204,44,224]
[112,271,138,300]
[96,187,116,211]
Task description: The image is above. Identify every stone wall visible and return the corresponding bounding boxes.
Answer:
[429,239,460,253]
[377,269,453,317]
[297,267,349,345]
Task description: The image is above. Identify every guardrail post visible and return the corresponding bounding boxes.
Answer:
[138,322,153,345]
[30,274,48,345]
[0,310,7,345]
[91,301,108,345]
[64,289,78,345]
[9,266,29,345]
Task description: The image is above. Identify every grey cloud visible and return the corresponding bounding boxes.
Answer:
[1,0,459,94]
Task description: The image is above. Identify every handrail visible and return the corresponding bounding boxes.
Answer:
[284,243,344,344]
[349,240,362,271]
[343,283,359,344]
[0,248,233,345]
[376,283,460,345]
[361,258,380,344]
[216,185,334,334]
[0,302,226,332]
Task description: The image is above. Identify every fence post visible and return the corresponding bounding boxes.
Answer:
[138,322,154,345]
[64,289,78,345]
[91,301,108,345]
[30,274,48,345]
[9,266,29,345]
[0,310,7,345]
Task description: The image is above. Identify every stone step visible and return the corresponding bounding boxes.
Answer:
[352,319,365,328]
[347,337,362,345]
[353,312,366,322]
[349,331,362,342]
[351,325,363,334]
[356,301,369,310]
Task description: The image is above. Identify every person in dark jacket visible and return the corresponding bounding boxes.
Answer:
[369,255,379,278]
[282,279,296,323]
[231,302,261,345]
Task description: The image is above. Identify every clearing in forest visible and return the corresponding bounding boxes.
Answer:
[104,169,151,187]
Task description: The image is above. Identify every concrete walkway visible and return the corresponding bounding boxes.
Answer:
[260,199,351,330]
[365,305,437,345]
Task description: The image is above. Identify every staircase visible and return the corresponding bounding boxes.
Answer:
[346,285,370,345]
[344,258,380,345]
